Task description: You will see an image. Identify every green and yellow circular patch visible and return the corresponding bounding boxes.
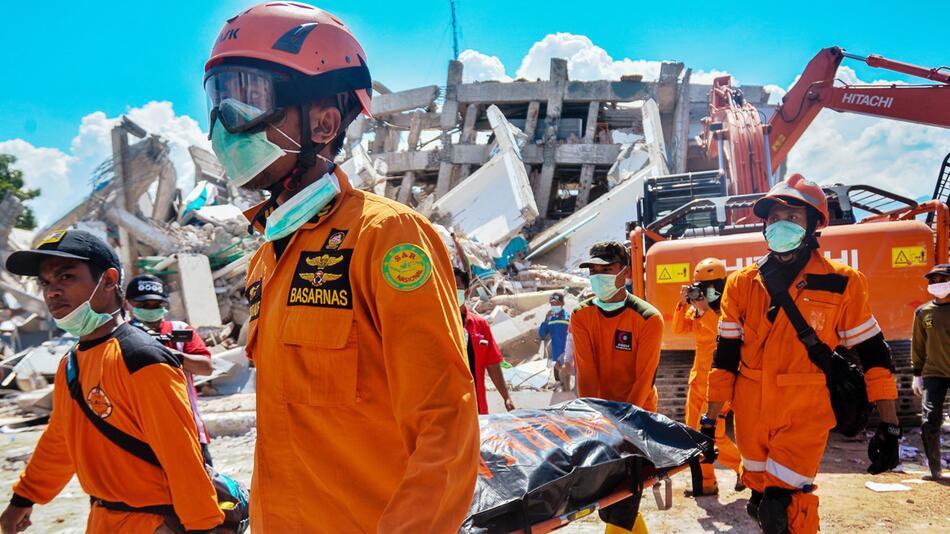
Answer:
[382,243,432,291]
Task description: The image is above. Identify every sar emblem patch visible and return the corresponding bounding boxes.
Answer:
[288,250,352,309]
[323,228,348,250]
[86,386,113,419]
[38,230,67,248]
[382,243,432,291]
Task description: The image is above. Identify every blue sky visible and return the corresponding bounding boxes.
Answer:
[2,0,946,149]
[2,0,949,226]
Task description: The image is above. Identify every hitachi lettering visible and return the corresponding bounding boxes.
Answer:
[840,93,893,109]
[720,249,859,272]
[289,287,349,307]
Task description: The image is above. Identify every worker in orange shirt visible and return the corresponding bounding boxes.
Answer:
[571,241,662,534]
[671,258,743,497]
[0,230,223,533]
[203,3,479,531]
[705,175,901,533]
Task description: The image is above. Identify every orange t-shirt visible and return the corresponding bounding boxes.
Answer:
[569,295,664,411]
[12,323,222,532]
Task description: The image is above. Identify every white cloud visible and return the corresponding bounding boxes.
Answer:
[458,49,512,83]
[513,33,728,83]
[0,101,209,227]
[785,69,948,201]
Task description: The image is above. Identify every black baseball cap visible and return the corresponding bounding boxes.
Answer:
[579,241,630,269]
[126,274,169,302]
[5,229,122,278]
[924,263,950,281]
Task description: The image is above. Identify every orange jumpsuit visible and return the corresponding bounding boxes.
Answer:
[570,295,663,411]
[243,168,479,532]
[12,323,223,533]
[708,253,898,532]
[671,302,741,491]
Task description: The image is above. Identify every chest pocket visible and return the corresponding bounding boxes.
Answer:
[280,308,358,407]
[797,289,844,339]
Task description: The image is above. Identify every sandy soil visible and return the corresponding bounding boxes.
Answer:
[0,390,946,533]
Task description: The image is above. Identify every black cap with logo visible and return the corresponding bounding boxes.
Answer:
[5,230,122,278]
[579,241,630,269]
[126,274,169,302]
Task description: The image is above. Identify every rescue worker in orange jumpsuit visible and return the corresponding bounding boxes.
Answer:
[571,241,661,534]
[705,175,901,533]
[0,230,223,533]
[203,3,478,531]
[671,258,743,497]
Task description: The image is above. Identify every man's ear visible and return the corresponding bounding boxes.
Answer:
[102,267,120,291]
[308,104,342,146]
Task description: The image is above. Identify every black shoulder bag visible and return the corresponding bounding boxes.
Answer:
[66,349,250,533]
[758,261,871,437]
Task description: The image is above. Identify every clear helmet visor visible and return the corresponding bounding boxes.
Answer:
[204,67,282,133]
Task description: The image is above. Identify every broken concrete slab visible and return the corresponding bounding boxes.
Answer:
[430,105,539,248]
[641,99,671,177]
[491,302,549,363]
[528,165,653,270]
[14,387,53,414]
[174,254,223,328]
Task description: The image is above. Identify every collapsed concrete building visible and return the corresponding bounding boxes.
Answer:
[347,58,775,268]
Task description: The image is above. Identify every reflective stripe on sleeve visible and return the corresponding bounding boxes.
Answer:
[718,321,743,339]
[742,457,767,471]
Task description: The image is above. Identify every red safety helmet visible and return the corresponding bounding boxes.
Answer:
[753,174,830,230]
[205,2,372,134]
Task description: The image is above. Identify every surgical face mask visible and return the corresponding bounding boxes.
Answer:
[590,273,622,301]
[593,298,626,313]
[132,306,168,324]
[457,289,466,307]
[550,305,563,313]
[264,173,341,242]
[705,287,721,303]
[53,277,119,337]
[928,281,950,299]
[210,99,301,186]
[764,220,806,253]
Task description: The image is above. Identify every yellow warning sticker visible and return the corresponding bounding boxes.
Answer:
[891,246,926,268]
[657,263,691,284]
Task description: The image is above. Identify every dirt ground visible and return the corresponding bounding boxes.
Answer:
[0,390,946,533]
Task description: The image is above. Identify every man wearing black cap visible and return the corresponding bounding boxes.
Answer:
[912,263,950,480]
[570,240,663,534]
[0,230,223,533]
[126,274,215,465]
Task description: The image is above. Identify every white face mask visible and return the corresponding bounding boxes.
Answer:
[928,281,950,299]
[457,289,466,307]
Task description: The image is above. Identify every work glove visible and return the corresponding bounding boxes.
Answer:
[699,416,719,464]
[912,376,924,397]
[867,422,902,474]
